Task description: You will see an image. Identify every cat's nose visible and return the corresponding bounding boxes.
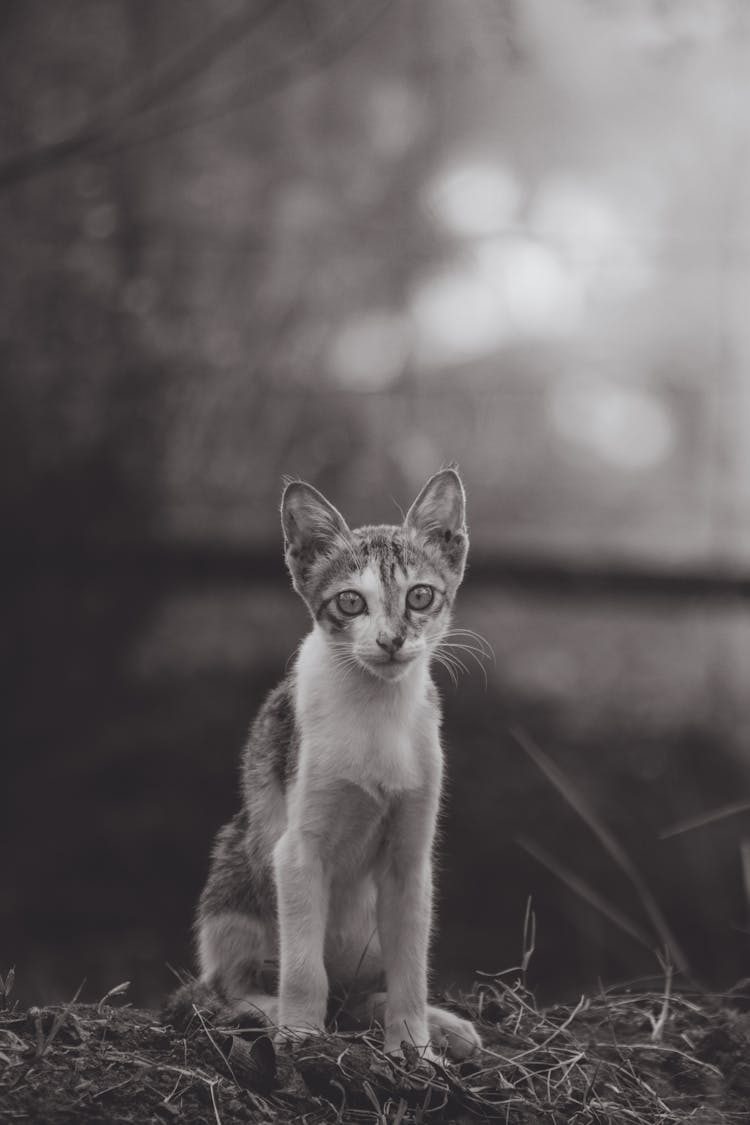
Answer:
[376,633,404,655]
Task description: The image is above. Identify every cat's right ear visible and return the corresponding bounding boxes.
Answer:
[404,468,468,582]
[281,481,352,595]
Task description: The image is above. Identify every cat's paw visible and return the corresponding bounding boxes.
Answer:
[384,1038,440,1067]
[383,1018,435,1064]
[428,1005,482,1060]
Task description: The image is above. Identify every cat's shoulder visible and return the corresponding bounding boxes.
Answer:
[253,675,297,735]
[242,671,300,790]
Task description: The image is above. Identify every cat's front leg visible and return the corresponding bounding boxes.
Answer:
[377,857,432,1054]
[274,829,330,1035]
[376,792,436,1056]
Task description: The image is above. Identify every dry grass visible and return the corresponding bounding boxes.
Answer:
[3,964,750,1124]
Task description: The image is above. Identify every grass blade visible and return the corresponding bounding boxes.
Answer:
[510,725,688,972]
[659,799,750,839]
[518,835,655,952]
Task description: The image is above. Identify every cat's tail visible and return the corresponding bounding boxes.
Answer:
[161,977,223,1030]
[161,976,275,1033]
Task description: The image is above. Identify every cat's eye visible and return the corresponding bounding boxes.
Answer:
[336,590,366,616]
[406,584,435,611]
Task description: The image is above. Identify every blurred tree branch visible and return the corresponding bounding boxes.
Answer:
[0,0,396,189]
[0,0,281,190]
[94,0,397,161]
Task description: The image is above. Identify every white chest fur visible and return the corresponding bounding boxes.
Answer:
[293,628,441,797]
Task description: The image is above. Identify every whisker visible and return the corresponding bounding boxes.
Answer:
[441,640,489,664]
[432,654,458,687]
[326,646,361,680]
[442,633,491,653]
[444,628,496,662]
[440,642,489,690]
[434,647,468,679]
[442,641,488,661]
[436,646,469,675]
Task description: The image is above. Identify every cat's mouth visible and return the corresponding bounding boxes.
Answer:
[358,651,418,681]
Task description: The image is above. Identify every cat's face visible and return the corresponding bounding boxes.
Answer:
[281,469,468,683]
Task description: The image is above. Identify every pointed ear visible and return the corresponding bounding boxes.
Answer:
[281,481,352,594]
[405,468,468,579]
[405,468,466,537]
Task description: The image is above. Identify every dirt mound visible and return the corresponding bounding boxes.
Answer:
[3,968,750,1124]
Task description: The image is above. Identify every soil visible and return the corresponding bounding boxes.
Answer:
[2,970,750,1124]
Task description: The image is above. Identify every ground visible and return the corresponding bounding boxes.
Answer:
[2,968,750,1124]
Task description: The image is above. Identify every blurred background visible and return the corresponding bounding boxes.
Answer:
[3,0,750,1008]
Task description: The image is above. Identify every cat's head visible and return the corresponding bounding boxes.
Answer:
[281,469,468,682]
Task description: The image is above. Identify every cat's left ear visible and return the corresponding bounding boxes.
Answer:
[281,481,352,598]
[405,468,468,579]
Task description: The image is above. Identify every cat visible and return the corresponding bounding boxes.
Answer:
[192,468,481,1060]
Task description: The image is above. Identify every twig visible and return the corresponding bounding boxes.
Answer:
[509,995,587,1063]
[91,1075,138,1100]
[208,1078,223,1125]
[36,980,86,1059]
[601,1041,722,1076]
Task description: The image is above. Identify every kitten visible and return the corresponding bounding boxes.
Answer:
[194,468,481,1059]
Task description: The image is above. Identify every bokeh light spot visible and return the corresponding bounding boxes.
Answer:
[327,311,412,390]
[549,376,675,471]
[531,175,650,296]
[477,237,584,334]
[410,268,509,365]
[426,160,521,237]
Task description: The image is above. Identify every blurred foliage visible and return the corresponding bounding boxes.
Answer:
[3,0,750,555]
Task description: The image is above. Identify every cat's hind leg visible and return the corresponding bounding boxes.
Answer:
[197,909,278,1026]
[195,814,280,1027]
